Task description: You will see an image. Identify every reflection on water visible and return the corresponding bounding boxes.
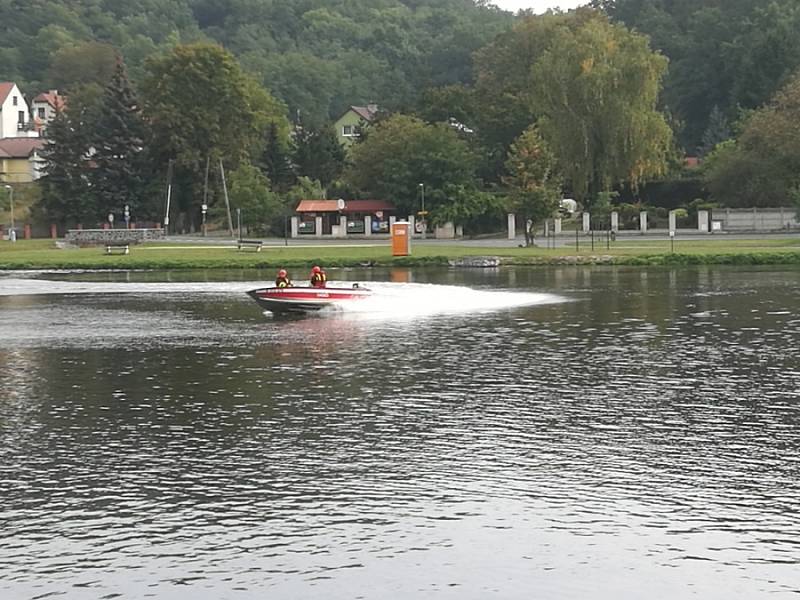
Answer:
[0,266,799,599]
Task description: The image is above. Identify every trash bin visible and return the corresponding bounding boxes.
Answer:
[391,221,411,256]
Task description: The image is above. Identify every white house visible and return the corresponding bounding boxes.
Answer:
[0,82,38,139]
[32,89,66,129]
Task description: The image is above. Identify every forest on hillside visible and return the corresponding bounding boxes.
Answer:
[3,0,800,147]
[0,0,513,128]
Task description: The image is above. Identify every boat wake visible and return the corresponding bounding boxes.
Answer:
[327,282,560,319]
[0,277,563,318]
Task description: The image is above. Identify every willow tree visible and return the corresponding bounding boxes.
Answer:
[529,10,672,206]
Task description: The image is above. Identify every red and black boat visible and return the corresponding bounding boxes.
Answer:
[247,284,372,314]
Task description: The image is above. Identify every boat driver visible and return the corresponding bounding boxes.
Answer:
[275,269,291,288]
[310,265,327,288]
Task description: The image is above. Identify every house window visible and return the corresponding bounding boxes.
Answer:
[18,111,25,123]
[37,107,45,119]
[12,96,18,106]
[342,125,362,138]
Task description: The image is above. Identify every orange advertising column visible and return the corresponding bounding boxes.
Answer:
[391,221,411,256]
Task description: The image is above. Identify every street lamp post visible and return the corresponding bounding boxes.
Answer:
[4,185,14,242]
[201,204,208,237]
[418,182,426,239]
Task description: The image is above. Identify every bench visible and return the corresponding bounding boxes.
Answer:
[237,239,263,252]
[105,243,130,255]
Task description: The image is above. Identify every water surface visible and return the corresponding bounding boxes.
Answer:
[1,266,799,599]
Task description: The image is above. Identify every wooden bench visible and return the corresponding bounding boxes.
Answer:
[237,239,263,252]
[105,243,130,255]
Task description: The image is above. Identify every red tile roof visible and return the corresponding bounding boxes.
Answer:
[296,199,396,214]
[33,90,66,111]
[684,156,701,168]
[350,105,379,122]
[0,137,45,158]
[0,82,15,105]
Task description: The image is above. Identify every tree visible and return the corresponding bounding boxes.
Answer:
[698,105,732,158]
[344,114,482,222]
[598,0,800,149]
[528,11,672,205]
[39,103,96,224]
[228,162,282,234]
[258,122,294,192]
[503,126,562,246]
[704,72,800,207]
[90,58,154,220]
[142,43,289,226]
[292,125,345,190]
[47,41,118,94]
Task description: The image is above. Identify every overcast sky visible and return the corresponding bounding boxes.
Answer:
[491,0,586,13]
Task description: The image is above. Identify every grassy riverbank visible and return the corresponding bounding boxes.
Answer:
[1,238,800,270]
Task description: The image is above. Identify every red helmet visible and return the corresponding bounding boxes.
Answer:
[312,266,321,273]
[278,269,287,277]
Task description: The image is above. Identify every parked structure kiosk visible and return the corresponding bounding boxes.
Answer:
[391,221,411,256]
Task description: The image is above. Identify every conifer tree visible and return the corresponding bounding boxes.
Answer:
[698,105,732,157]
[90,58,152,220]
[292,125,345,189]
[39,106,96,224]
[258,122,294,192]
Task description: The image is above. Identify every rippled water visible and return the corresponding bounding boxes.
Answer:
[1,266,799,599]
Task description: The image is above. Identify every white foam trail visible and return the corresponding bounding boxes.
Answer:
[0,278,262,296]
[0,277,564,318]
[334,282,561,319]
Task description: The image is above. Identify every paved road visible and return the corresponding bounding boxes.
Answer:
[164,230,800,249]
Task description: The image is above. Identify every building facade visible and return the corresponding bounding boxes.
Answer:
[32,90,66,131]
[0,138,45,183]
[0,82,37,139]
[333,105,379,147]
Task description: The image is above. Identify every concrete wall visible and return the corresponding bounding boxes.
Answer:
[66,228,165,245]
[712,207,799,231]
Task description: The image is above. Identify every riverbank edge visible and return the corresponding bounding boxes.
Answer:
[2,251,800,270]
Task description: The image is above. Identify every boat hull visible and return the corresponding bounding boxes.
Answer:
[247,286,371,314]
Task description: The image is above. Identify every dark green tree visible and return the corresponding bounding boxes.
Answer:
[698,105,732,158]
[228,161,282,233]
[258,122,294,192]
[704,72,800,208]
[344,114,483,223]
[292,125,346,190]
[90,58,154,220]
[39,106,96,224]
[142,43,289,226]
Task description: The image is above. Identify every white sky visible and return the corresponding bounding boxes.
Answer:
[491,0,586,13]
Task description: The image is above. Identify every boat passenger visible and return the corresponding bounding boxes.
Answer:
[275,269,291,288]
[310,265,327,288]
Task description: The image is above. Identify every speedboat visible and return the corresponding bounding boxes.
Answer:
[247,284,372,314]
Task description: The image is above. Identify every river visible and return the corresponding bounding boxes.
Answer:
[0,266,798,599]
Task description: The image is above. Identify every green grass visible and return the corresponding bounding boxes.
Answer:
[1,238,800,269]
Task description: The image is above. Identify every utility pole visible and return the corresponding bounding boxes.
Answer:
[219,159,234,237]
[4,185,14,242]
[164,160,173,234]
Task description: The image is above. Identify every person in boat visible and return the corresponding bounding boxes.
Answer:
[310,265,327,288]
[275,269,292,288]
